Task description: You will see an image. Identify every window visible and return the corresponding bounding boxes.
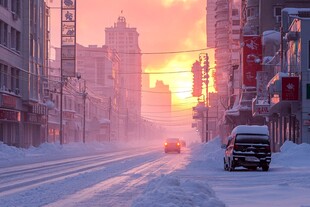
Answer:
[232,20,240,26]
[11,28,16,49]
[232,30,240,34]
[16,69,19,90]
[0,0,8,8]
[0,63,2,87]
[16,31,21,52]
[232,9,238,16]
[274,6,282,17]
[0,21,2,45]
[247,7,258,18]
[3,23,8,46]
[10,67,15,91]
[9,68,19,93]
[3,64,8,89]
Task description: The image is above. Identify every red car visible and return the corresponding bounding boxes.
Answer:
[164,138,181,153]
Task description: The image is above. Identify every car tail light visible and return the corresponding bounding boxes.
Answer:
[234,145,241,151]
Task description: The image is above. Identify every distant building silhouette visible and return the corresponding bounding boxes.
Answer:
[105,15,142,140]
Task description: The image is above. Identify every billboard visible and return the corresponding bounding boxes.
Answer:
[282,77,299,101]
[242,36,262,87]
[61,0,76,77]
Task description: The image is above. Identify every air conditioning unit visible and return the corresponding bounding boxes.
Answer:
[12,12,18,21]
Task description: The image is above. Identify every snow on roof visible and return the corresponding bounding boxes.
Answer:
[231,125,269,136]
[282,7,310,15]
[267,72,289,87]
[225,106,240,116]
[262,30,281,46]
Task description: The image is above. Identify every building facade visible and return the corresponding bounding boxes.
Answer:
[221,0,310,150]
[206,0,242,139]
[105,15,142,140]
[206,0,310,149]
[267,10,310,150]
[0,0,49,147]
[48,44,120,143]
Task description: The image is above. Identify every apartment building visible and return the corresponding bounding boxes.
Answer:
[0,0,49,147]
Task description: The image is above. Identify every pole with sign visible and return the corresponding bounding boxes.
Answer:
[60,0,76,144]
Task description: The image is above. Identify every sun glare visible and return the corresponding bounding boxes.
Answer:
[146,52,198,108]
[161,0,198,8]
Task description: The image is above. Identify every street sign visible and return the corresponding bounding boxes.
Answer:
[61,0,76,77]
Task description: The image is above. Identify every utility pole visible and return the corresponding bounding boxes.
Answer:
[205,54,209,142]
[108,97,111,142]
[83,80,86,143]
[199,53,209,142]
[60,73,63,145]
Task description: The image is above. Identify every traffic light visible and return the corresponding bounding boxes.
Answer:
[204,55,209,74]
[192,60,202,97]
[203,54,209,86]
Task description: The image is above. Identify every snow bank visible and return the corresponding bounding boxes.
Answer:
[272,141,310,167]
[0,140,157,167]
[0,142,26,159]
[132,175,225,207]
[187,138,224,171]
[132,138,227,207]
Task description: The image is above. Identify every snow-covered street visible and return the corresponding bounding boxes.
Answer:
[1,139,310,207]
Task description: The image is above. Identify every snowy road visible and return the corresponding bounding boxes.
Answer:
[1,140,310,207]
[0,145,190,207]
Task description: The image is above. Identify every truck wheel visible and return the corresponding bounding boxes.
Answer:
[262,165,269,171]
[228,159,234,172]
[224,158,228,171]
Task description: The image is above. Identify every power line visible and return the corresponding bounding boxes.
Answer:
[119,48,212,55]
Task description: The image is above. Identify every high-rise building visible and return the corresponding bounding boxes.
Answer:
[105,15,142,139]
[206,0,216,48]
[210,0,231,138]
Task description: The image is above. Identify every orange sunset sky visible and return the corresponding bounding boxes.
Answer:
[49,0,213,131]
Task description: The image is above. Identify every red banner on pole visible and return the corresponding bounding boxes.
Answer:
[282,77,299,101]
[242,36,262,87]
